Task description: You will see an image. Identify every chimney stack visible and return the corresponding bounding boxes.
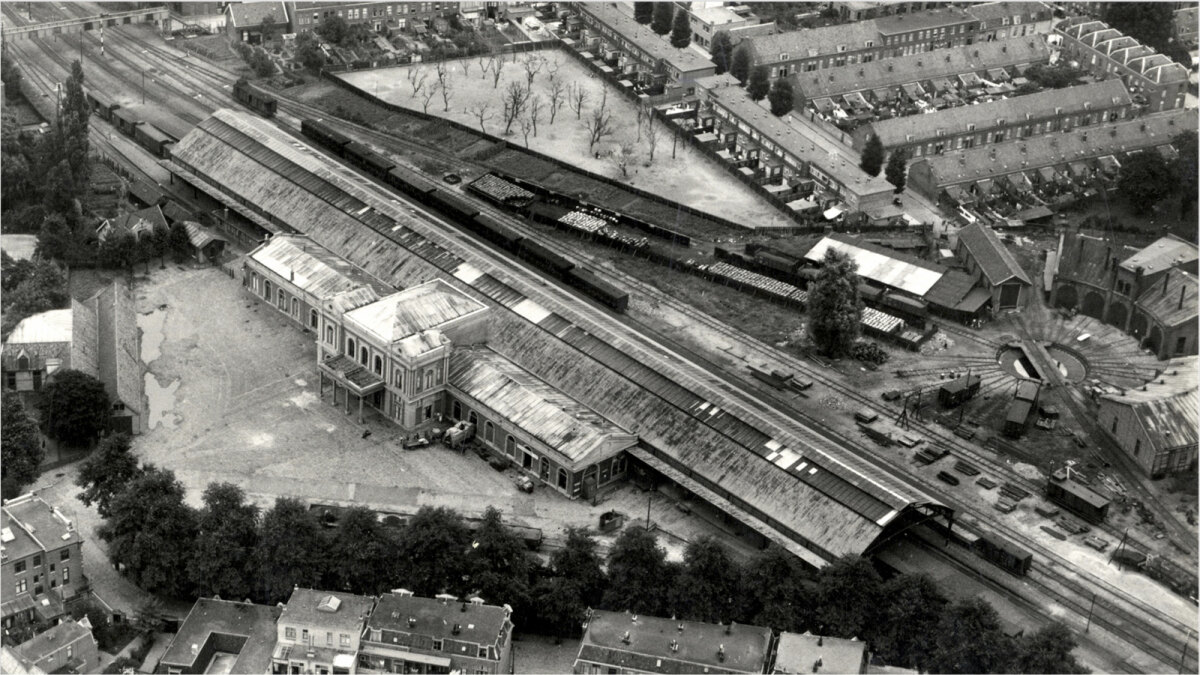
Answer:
[718,645,726,663]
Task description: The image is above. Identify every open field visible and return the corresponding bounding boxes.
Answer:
[336,53,794,230]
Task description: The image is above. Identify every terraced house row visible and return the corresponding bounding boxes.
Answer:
[1054,16,1190,112]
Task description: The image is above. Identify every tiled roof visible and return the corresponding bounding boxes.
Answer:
[160,598,281,674]
[366,594,511,647]
[913,109,1197,188]
[14,620,96,671]
[1118,235,1198,276]
[956,222,1031,286]
[249,234,390,304]
[867,79,1130,149]
[576,611,772,674]
[774,632,866,675]
[1134,267,1198,328]
[226,1,287,27]
[1056,17,1189,83]
[746,20,880,65]
[1101,360,1198,452]
[70,298,99,379]
[0,494,80,563]
[103,205,167,240]
[449,347,636,468]
[875,6,976,34]
[88,281,146,423]
[280,589,375,634]
[923,268,979,308]
[575,2,715,74]
[345,279,486,347]
[793,36,1049,101]
[966,1,1052,23]
[182,221,225,250]
[1056,233,1139,286]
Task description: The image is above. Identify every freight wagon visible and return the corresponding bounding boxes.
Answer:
[938,374,982,408]
[344,141,396,177]
[85,89,118,121]
[133,122,176,159]
[232,78,277,117]
[974,533,1033,576]
[111,107,142,136]
[300,118,354,156]
[565,267,629,312]
[1046,477,1110,524]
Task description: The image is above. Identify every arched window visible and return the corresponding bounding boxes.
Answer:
[557,468,568,490]
[347,337,356,357]
[325,326,334,344]
[373,355,383,375]
[453,401,462,419]
[505,436,515,457]
[310,309,319,328]
[264,280,273,300]
[485,421,494,444]
[469,411,478,427]
[393,368,403,388]
[278,289,286,308]
[424,370,434,389]
[360,346,368,366]
[16,355,29,370]
[291,298,299,316]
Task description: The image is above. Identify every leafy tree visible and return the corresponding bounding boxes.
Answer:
[730,44,752,84]
[1,396,43,497]
[75,433,141,518]
[651,2,674,36]
[633,2,654,25]
[396,506,471,597]
[670,536,746,624]
[249,47,276,78]
[747,65,770,101]
[533,575,589,639]
[258,14,279,44]
[252,497,328,604]
[885,148,908,193]
[168,223,193,262]
[1015,621,1090,674]
[807,249,862,359]
[189,483,259,600]
[315,14,349,45]
[746,546,814,633]
[328,506,397,595]
[464,507,532,609]
[40,369,110,446]
[34,214,80,263]
[710,31,734,74]
[601,525,671,615]
[1118,150,1175,214]
[868,574,949,669]
[551,528,607,607]
[929,598,1015,674]
[294,31,326,72]
[1173,130,1198,218]
[813,556,882,638]
[670,8,692,48]
[4,255,68,318]
[98,466,198,597]
[768,77,794,116]
[860,135,885,177]
[1023,63,1085,89]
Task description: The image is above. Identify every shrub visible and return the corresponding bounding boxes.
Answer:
[851,341,890,365]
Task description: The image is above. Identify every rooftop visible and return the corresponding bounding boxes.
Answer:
[875,6,976,35]
[280,589,375,633]
[159,598,280,674]
[4,309,73,345]
[1102,358,1198,451]
[689,5,748,27]
[448,347,637,468]
[344,279,487,353]
[1118,234,1198,275]
[102,205,167,240]
[805,233,946,297]
[699,78,894,196]
[13,619,96,671]
[226,0,287,27]
[1134,267,1198,328]
[772,632,866,675]
[577,611,773,674]
[1,494,80,563]
[793,36,1049,100]
[966,1,1052,23]
[575,2,714,73]
[1057,17,1189,83]
[248,234,391,306]
[87,280,146,422]
[747,20,879,64]
[0,234,38,261]
[913,108,1197,187]
[956,222,1032,286]
[366,593,512,647]
[867,79,1131,148]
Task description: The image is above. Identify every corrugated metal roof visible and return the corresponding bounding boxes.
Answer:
[449,347,636,468]
[1103,357,1199,452]
[249,234,388,305]
[1134,267,1198,328]
[805,235,946,296]
[345,279,485,346]
[956,222,1032,286]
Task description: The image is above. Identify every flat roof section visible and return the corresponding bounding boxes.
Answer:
[345,279,487,348]
[805,237,945,296]
[577,610,772,674]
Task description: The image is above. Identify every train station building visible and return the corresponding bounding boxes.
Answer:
[171,108,951,560]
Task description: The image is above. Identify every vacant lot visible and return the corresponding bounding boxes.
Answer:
[338,53,793,230]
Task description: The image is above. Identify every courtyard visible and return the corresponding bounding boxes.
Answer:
[336,52,795,230]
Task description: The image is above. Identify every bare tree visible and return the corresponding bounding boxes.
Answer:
[407,67,429,97]
[434,61,454,111]
[502,81,529,136]
[420,82,439,114]
[479,55,492,79]
[491,55,506,89]
[635,100,649,142]
[547,56,562,80]
[672,121,681,159]
[518,113,533,148]
[547,76,565,125]
[585,89,613,151]
[470,102,495,133]
[461,59,472,78]
[521,54,544,87]
[528,94,544,137]
[609,141,637,178]
[644,110,662,162]
[567,82,589,120]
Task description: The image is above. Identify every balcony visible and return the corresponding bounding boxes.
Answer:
[320,355,384,397]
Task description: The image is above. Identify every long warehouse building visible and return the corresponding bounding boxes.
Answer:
[167,109,950,568]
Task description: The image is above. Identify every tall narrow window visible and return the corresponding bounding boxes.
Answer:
[360,346,368,366]
[374,356,383,375]
[485,421,494,443]
[348,337,356,357]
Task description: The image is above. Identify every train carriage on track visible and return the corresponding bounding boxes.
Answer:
[232,78,277,117]
[1046,477,1110,524]
[974,533,1033,575]
[85,89,119,121]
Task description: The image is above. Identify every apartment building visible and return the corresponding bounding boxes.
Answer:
[358,592,514,674]
[1,495,84,632]
[573,610,773,674]
[289,1,455,33]
[1055,17,1190,112]
[271,589,375,675]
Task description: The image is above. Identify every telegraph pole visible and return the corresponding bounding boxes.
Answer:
[1084,593,1096,632]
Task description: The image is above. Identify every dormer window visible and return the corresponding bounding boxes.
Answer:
[837,44,847,53]
[779,52,788,61]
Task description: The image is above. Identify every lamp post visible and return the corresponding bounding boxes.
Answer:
[141,69,145,104]
[645,490,652,529]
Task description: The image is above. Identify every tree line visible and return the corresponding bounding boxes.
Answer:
[75,434,1087,672]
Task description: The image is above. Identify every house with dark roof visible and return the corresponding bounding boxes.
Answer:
[359,591,514,674]
[96,205,168,243]
[573,610,773,674]
[1098,357,1197,477]
[226,1,288,44]
[852,78,1133,156]
[1055,17,1189,112]
[0,494,85,632]
[1051,233,1198,359]
[158,598,280,675]
[272,589,374,675]
[954,222,1031,310]
[9,619,98,674]
[180,221,228,264]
